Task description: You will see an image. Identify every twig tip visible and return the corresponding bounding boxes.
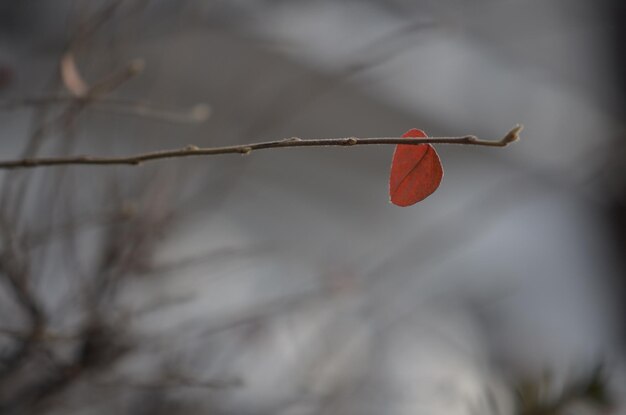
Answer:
[503,124,523,144]
[128,59,145,75]
[190,104,211,121]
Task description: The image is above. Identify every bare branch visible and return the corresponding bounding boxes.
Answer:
[0,96,211,124]
[0,327,78,342]
[0,125,522,170]
[93,375,242,390]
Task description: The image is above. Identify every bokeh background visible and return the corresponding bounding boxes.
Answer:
[0,1,624,414]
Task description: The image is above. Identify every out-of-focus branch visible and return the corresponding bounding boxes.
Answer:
[0,96,211,124]
[93,374,242,390]
[0,233,46,383]
[0,125,522,170]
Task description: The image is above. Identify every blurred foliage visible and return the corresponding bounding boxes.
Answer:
[515,365,613,415]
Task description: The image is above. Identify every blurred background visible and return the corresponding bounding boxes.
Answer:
[0,1,624,414]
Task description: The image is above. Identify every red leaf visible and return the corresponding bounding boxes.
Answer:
[389,128,443,206]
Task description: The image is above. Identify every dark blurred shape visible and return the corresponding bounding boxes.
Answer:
[606,0,626,351]
[0,64,13,90]
[0,1,36,33]
[515,365,613,415]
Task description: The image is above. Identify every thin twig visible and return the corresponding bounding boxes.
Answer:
[90,101,211,123]
[93,375,242,390]
[0,96,211,124]
[0,125,522,170]
[0,327,78,342]
[0,95,138,109]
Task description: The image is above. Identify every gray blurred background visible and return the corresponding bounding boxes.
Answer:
[0,1,624,414]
